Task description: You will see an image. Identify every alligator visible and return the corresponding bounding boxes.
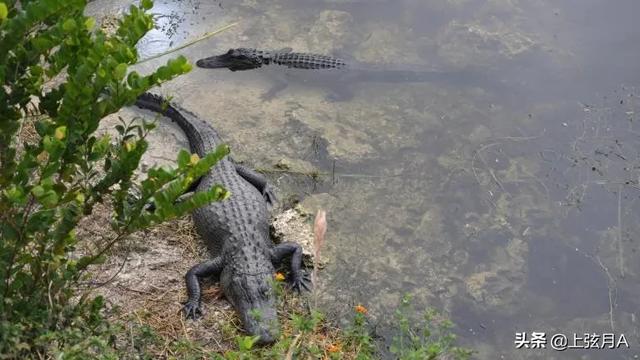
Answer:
[134,93,311,345]
[195,47,495,100]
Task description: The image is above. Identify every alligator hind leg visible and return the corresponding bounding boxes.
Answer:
[235,164,277,207]
[325,85,355,102]
[183,257,224,319]
[270,242,312,292]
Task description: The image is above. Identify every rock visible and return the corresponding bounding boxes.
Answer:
[271,208,328,267]
[354,25,424,64]
[273,158,318,175]
[437,19,537,69]
[464,237,528,313]
[306,11,354,53]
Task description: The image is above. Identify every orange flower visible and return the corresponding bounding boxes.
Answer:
[326,343,342,353]
[274,272,286,281]
[354,304,368,315]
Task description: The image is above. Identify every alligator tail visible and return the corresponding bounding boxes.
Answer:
[134,93,221,156]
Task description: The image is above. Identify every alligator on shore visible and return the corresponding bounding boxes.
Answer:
[196,47,493,100]
[134,93,311,345]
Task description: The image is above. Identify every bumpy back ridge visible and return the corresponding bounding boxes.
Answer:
[270,52,347,70]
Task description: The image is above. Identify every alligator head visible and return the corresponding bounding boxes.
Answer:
[196,48,265,71]
[221,268,280,345]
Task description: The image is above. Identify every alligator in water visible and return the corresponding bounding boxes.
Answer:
[195,47,496,100]
[134,93,311,345]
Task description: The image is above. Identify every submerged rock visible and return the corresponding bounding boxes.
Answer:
[437,18,537,69]
[465,237,528,312]
[306,10,354,53]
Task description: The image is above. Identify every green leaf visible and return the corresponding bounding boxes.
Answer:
[0,3,7,21]
[40,190,59,207]
[141,0,153,10]
[177,149,190,168]
[54,126,67,140]
[114,63,128,80]
[85,17,96,30]
[63,19,77,32]
[4,185,26,204]
[32,185,46,197]
[32,37,53,51]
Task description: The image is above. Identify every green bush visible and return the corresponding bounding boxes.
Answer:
[389,295,473,360]
[0,0,228,357]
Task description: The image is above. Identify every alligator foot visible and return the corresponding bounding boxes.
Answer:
[261,184,277,208]
[182,300,203,319]
[270,242,312,293]
[183,257,223,320]
[261,80,289,102]
[290,270,313,293]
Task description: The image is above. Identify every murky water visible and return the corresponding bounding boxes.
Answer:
[87,0,640,358]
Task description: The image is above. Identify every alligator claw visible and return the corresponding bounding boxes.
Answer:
[290,271,313,293]
[262,185,277,208]
[182,300,202,319]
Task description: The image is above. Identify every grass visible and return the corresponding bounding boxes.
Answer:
[104,279,472,359]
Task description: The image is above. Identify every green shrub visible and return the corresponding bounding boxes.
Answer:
[0,0,228,357]
[389,295,473,360]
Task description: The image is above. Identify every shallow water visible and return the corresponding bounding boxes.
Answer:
[87,0,640,358]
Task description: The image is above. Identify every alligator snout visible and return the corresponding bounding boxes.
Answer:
[195,57,224,68]
[252,327,278,345]
[242,307,280,345]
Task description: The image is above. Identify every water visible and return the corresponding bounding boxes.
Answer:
[87,0,640,358]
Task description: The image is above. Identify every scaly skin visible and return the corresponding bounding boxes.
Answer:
[195,48,347,71]
[134,93,311,345]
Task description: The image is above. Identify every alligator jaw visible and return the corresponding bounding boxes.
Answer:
[195,55,231,69]
[241,304,279,345]
[222,269,280,345]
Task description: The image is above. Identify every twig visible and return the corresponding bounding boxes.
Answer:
[257,167,401,179]
[117,284,152,295]
[595,255,617,331]
[180,314,190,341]
[87,252,130,289]
[285,334,302,360]
[617,185,625,278]
[136,22,238,64]
[331,160,336,185]
[471,142,502,207]
[134,309,144,326]
[312,210,327,309]
[575,244,617,332]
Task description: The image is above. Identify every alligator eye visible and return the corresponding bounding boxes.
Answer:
[259,285,270,296]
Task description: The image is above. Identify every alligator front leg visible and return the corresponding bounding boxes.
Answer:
[235,164,277,207]
[183,257,224,319]
[261,76,289,101]
[270,242,312,292]
[325,84,355,102]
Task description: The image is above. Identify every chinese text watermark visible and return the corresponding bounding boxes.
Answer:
[515,332,630,351]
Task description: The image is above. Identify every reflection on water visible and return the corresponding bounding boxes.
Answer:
[87,0,640,358]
